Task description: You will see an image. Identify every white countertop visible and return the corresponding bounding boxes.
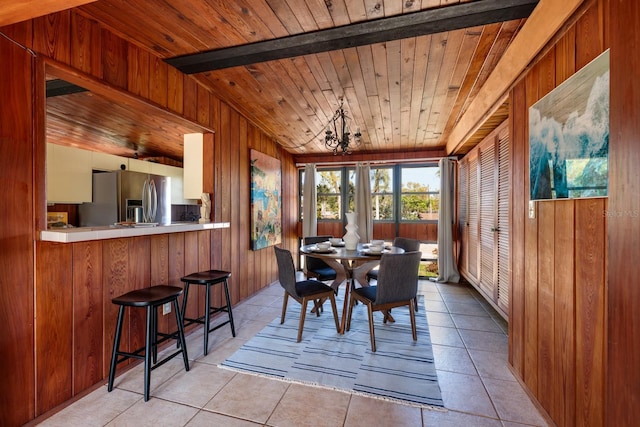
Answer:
[40,222,231,243]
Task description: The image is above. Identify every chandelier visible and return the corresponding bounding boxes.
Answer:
[324,100,362,155]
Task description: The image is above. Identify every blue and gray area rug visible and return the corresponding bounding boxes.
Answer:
[220,295,444,409]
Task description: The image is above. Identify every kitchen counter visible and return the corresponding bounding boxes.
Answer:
[40,221,230,243]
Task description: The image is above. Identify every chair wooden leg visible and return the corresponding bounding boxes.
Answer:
[346,294,355,332]
[366,303,376,352]
[329,294,340,333]
[409,301,417,341]
[310,297,327,314]
[298,298,308,342]
[281,292,289,324]
[313,299,321,317]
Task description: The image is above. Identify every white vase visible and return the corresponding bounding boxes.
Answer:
[343,212,360,250]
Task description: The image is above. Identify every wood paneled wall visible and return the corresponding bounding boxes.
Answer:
[0,29,36,427]
[607,0,640,424]
[509,1,608,425]
[34,231,227,415]
[316,222,438,245]
[0,9,299,425]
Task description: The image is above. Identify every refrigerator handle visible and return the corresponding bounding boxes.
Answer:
[150,179,158,222]
[142,178,150,222]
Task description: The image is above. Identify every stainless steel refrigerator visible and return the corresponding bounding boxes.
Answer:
[79,170,171,226]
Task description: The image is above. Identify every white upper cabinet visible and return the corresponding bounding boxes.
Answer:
[127,158,152,173]
[91,151,127,171]
[183,133,203,199]
[46,143,92,203]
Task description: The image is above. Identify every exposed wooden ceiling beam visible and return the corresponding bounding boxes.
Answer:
[166,0,539,74]
[0,0,97,27]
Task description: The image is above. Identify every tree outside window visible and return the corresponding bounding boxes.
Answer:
[401,166,440,221]
[370,167,394,220]
[299,164,439,223]
[316,169,342,219]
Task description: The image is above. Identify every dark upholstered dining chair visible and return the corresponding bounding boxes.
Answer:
[274,246,340,342]
[366,237,421,282]
[346,251,422,352]
[303,235,337,281]
[366,237,421,312]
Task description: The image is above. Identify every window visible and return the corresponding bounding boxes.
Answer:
[316,169,343,220]
[299,163,439,223]
[370,167,394,220]
[401,166,440,221]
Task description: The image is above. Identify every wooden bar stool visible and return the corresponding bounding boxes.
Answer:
[107,285,190,402]
[180,270,236,356]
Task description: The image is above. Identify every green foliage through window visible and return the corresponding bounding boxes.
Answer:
[299,163,440,223]
[401,166,440,221]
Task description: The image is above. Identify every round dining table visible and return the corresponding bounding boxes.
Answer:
[300,242,404,333]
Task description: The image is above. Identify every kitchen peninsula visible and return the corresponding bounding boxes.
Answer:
[41,221,230,243]
[34,217,236,417]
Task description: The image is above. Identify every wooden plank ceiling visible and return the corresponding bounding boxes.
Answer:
[0,0,96,27]
[47,0,532,159]
[45,75,210,162]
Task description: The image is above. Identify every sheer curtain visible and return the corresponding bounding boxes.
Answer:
[302,163,317,237]
[437,158,460,283]
[355,162,372,243]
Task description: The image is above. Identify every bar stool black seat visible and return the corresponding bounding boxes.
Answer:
[180,270,235,356]
[107,285,190,402]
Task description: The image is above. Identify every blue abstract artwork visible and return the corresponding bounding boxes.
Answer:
[250,149,282,250]
[529,49,609,200]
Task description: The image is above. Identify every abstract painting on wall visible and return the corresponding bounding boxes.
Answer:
[250,149,282,250]
[529,49,609,200]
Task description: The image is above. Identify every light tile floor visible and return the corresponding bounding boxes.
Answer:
[34,279,550,427]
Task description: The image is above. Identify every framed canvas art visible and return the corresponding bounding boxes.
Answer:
[529,49,609,200]
[250,149,282,250]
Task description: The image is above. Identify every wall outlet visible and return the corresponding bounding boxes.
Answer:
[162,302,171,315]
[529,200,536,219]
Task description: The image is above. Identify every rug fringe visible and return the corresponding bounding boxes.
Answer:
[217,363,447,413]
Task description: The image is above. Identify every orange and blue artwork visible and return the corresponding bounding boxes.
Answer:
[250,149,282,250]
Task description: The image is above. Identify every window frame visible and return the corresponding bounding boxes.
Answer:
[316,168,345,221]
[369,165,395,222]
[299,162,440,225]
[399,164,440,223]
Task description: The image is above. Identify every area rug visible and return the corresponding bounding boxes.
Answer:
[220,295,444,409]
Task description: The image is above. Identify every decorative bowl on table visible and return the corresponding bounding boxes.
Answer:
[370,240,385,246]
[316,242,331,251]
[329,238,343,246]
[368,244,384,254]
